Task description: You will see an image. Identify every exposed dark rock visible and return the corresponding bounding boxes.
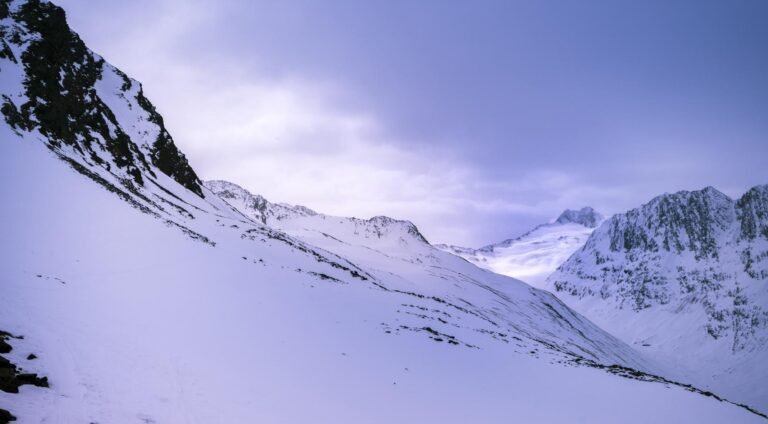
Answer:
[10,0,148,184]
[1,0,203,197]
[550,184,768,352]
[0,330,49,395]
[0,331,18,354]
[736,185,768,242]
[0,354,48,393]
[136,88,203,196]
[555,207,603,228]
[605,187,731,259]
[0,407,17,423]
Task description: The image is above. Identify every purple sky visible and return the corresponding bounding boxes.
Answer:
[58,0,768,246]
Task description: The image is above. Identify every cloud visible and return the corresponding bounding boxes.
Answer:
[155,69,631,246]
[60,0,765,247]
[57,0,682,246]
[157,68,490,243]
[52,1,521,244]
[60,0,512,245]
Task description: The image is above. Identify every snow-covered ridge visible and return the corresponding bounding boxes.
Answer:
[205,179,431,253]
[548,185,768,412]
[205,179,318,223]
[555,206,604,228]
[435,207,602,287]
[479,206,603,253]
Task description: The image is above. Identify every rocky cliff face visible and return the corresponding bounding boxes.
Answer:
[0,0,202,196]
[547,185,768,411]
[737,185,768,279]
[555,207,603,228]
[550,186,767,349]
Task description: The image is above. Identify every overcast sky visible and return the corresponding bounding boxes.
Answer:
[58,0,768,246]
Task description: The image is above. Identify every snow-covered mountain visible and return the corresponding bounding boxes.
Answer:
[205,180,431,258]
[548,186,768,412]
[205,179,320,225]
[436,207,603,287]
[0,1,764,422]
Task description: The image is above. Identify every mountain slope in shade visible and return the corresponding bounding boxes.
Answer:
[436,208,603,287]
[0,1,763,422]
[547,186,768,413]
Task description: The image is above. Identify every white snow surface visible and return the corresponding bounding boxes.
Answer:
[0,2,764,422]
[0,129,760,424]
[436,221,597,288]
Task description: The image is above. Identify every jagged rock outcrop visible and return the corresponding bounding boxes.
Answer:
[555,207,603,228]
[550,186,767,347]
[547,185,768,411]
[0,0,202,196]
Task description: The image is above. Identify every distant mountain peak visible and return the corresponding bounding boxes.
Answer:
[555,207,603,228]
[436,207,602,287]
[476,206,603,252]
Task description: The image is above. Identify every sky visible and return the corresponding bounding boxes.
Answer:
[57,0,768,246]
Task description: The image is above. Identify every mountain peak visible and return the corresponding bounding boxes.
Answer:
[205,180,431,246]
[1,0,203,196]
[555,207,603,228]
[368,215,430,244]
[650,186,732,207]
[204,180,317,225]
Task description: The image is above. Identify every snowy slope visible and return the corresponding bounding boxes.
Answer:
[202,182,655,369]
[203,182,768,419]
[548,186,768,413]
[0,1,764,422]
[436,208,602,287]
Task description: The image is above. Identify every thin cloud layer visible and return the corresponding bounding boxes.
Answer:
[57,0,768,246]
